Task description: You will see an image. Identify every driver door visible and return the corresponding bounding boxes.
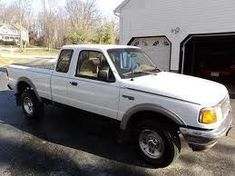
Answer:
[67,50,120,119]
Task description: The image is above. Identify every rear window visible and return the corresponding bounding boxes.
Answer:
[56,49,73,73]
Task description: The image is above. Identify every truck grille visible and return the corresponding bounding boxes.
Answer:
[220,94,231,119]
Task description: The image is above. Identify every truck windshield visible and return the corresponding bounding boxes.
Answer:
[107,48,160,79]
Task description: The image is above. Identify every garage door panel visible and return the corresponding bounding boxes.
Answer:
[144,46,170,71]
[130,36,171,71]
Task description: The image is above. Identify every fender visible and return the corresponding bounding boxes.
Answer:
[120,103,186,130]
[16,77,42,102]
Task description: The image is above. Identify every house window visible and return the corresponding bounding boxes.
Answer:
[133,41,140,46]
[163,40,170,46]
[153,41,160,46]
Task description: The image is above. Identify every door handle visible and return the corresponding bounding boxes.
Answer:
[70,81,78,86]
[122,95,135,101]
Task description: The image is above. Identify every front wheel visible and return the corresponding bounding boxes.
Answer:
[134,120,181,168]
[21,89,44,119]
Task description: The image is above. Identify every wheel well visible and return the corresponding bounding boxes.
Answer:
[17,81,31,95]
[127,111,180,132]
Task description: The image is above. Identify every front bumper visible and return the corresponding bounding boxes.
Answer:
[180,111,233,151]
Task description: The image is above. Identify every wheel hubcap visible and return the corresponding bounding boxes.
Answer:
[23,97,34,115]
[139,129,165,159]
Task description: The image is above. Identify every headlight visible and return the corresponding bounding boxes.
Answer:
[199,108,218,124]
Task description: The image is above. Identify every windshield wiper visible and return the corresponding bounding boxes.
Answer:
[123,71,150,77]
[150,67,161,73]
[133,71,150,75]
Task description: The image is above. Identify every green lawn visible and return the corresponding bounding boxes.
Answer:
[0,48,58,56]
[0,57,33,67]
[0,46,58,67]
[21,49,59,56]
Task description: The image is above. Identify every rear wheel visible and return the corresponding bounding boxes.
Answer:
[134,120,180,168]
[21,89,44,119]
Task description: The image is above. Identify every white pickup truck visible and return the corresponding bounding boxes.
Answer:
[7,45,233,167]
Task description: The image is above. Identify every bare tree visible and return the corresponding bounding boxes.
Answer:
[38,0,68,49]
[1,0,119,48]
[65,0,100,29]
[64,0,101,44]
[0,0,32,28]
[94,18,119,44]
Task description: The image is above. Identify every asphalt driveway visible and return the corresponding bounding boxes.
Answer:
[0,71,234,176]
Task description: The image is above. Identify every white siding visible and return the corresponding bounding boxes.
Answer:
[118,0,235,70]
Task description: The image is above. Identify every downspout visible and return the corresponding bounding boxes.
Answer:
[114,10,121,44]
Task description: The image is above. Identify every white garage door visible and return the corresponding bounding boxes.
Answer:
[130,37,171,71]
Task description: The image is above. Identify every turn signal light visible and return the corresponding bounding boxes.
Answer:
[199,108,217,124]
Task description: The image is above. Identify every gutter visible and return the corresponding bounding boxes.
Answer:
[113,10,120,17]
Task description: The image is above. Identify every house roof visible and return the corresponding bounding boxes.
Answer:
[8,24,18,31]
[114,0,130,14]
[0,23,27,32]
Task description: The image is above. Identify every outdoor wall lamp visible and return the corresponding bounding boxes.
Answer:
[171,27,181,34]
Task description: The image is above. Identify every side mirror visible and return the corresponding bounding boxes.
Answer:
[98,66,110,81]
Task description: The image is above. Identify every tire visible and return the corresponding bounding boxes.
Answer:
[134,120,181,168]
[21,89,44,119]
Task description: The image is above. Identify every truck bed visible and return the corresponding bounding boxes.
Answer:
[13,58,56,70]
[7,58,54,100]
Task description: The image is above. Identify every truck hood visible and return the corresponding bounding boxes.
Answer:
[122,72,228,107]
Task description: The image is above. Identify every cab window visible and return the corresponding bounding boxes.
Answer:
[56,49,73,73]
[76,50,115,82]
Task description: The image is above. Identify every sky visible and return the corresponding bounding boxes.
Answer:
[1,0,124,18]
[96,0,123,16]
